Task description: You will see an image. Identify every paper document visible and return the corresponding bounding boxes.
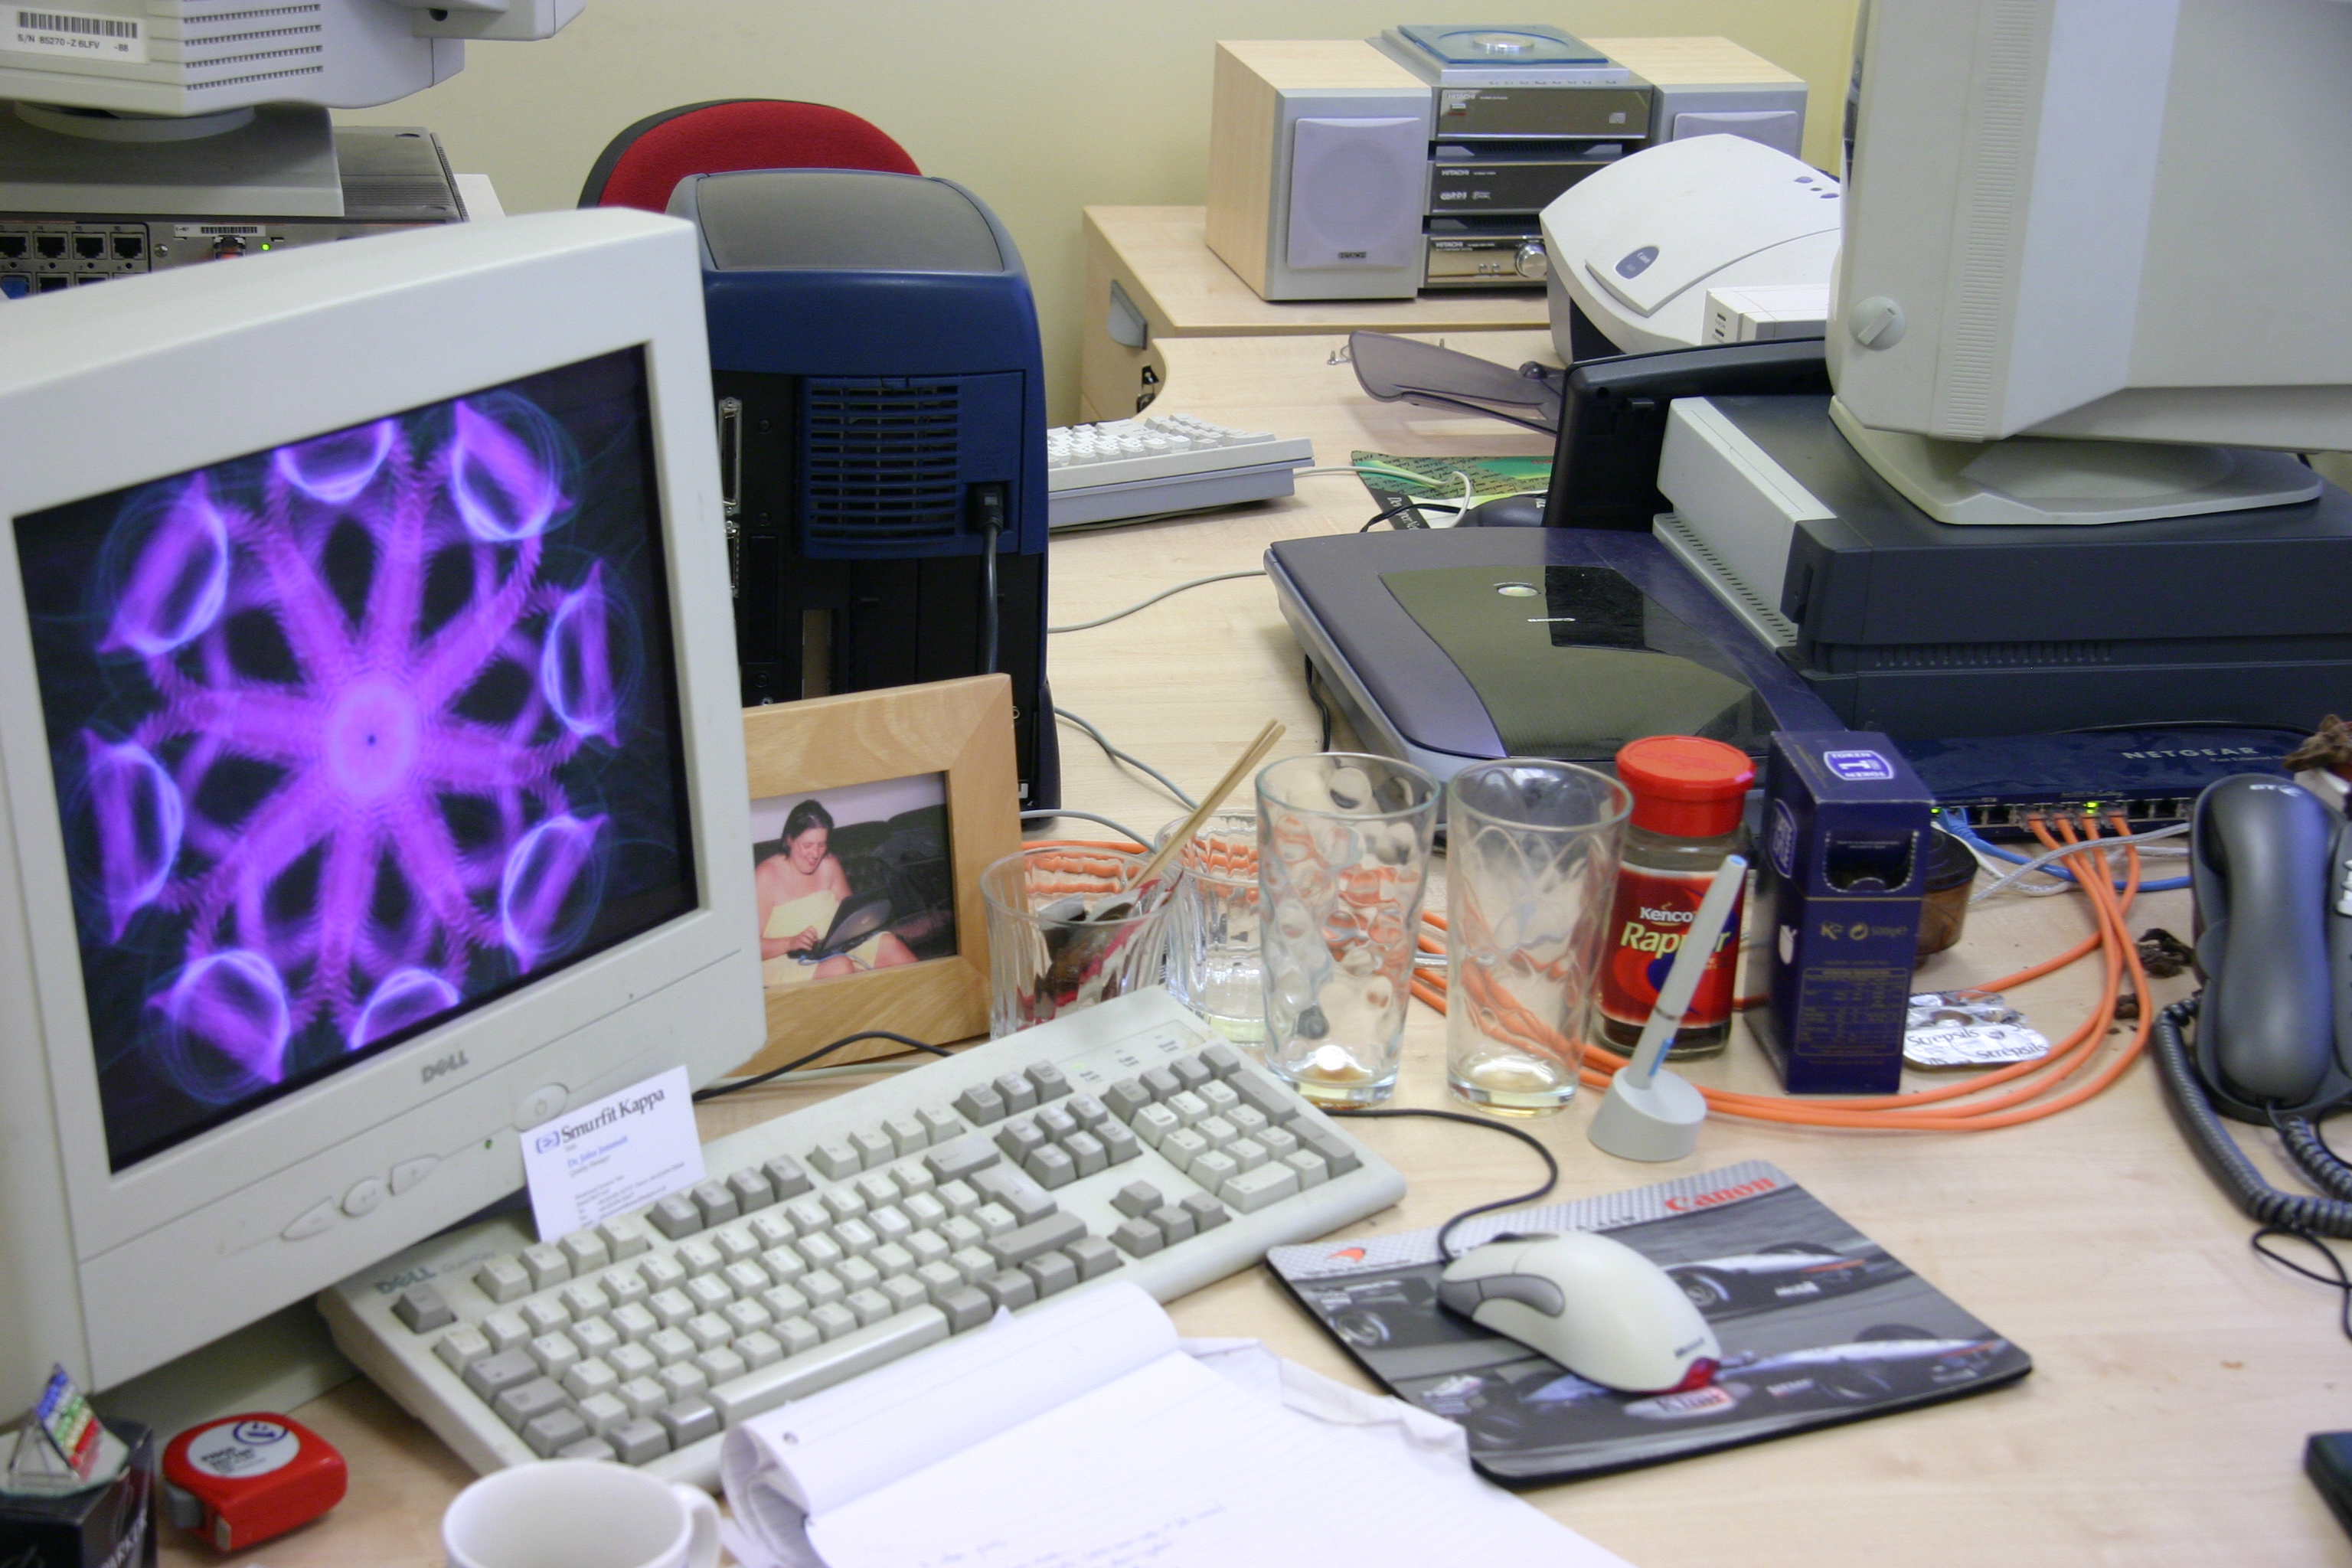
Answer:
[518,1066,702,1241]
[721,1282,1631,1568]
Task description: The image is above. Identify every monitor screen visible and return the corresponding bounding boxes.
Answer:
[13,348,698,1172]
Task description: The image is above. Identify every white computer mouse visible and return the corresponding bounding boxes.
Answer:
[1437,1231,1720,1393]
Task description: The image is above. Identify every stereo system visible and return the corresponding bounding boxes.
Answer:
[1207,29,1807,301]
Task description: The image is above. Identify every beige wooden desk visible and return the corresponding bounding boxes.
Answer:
[1079,206,1548,422]
[171,333,2352,1568]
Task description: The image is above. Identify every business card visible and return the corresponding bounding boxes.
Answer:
[521,1066,704,1242]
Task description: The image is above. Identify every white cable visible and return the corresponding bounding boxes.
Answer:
[1047,570,1265,634]
[1968,822,2192,903]
[1054,708,1195,808]
[1021,808,1151,847]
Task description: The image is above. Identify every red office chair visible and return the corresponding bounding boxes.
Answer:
[577,100,920,212]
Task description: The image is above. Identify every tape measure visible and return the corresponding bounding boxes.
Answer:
[162,1413,345,1553]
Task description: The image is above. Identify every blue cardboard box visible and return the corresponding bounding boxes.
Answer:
[1751,733,1933,1094]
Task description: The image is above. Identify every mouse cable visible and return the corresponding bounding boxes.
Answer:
[1303,656,1335,752]
[1323,1106,1559,1262]
[1360,499,1462,531]
[692,1031,953,1104]
[979,521,1001,676]
[1047,570,1266,634]
[1021,807,1148,848]
[1055,707,1195,809]
[2251,1227,2352,1346]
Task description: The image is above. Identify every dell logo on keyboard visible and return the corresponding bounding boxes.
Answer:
[421,1050,469,1083]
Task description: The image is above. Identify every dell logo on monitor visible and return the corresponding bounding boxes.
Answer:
[421,1050,469,1083]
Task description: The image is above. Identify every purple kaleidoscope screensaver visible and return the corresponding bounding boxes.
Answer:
[15,348,697,1170]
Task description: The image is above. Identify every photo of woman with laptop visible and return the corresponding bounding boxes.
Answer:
[750,773,956,988]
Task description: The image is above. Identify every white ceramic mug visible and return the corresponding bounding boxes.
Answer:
[443,1459,720,1568]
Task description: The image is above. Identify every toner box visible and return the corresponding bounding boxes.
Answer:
[1751,731,1932,1094]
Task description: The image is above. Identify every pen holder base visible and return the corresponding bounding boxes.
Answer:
[1589,1068,1707,1162]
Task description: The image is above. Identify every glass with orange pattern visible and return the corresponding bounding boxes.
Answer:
[1256,753,1439,1105]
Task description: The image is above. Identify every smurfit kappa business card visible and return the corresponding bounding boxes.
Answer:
[520,1066,704,1241]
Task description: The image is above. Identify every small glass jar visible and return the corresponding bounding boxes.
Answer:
[1913,828,1978,962]
[1596,736,1754,1060]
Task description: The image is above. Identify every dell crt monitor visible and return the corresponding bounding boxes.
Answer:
[1828,0,2348,525]
[0,207,763,1419]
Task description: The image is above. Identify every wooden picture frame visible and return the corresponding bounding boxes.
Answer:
[736,674,1021,1075]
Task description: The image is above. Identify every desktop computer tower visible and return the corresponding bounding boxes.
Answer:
[673,168,1057,805]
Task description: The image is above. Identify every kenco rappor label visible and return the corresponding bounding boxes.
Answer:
[9,8,146,62]
[1599,864,1743,1031]
[183,1419,299,1479]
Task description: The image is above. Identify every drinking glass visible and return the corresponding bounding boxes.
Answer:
[1155,810,1266,1045]
[980,844,1171,1037]
[1256,753,1440,1105]
[1445,759,1631,1114]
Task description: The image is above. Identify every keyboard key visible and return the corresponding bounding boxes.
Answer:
[867,1206,914,1244]
[564,1358,619,1402]
[903,1192,949,1230]
[1034,1104,1078,1141]
[603,1268,651,1309]
[763,1155,814,1200]
[723,1261,770,1298]
[690,1179,739,1227]
[985,1211,1087,1269]
[1024,1145,1076,1188]
[833,1218,880,1256]
[894,1162,936,1197]
[1197,1080,1240,1116]
[809,1303,859,1341]
[660,1399,720,1448]
[952,1084,1006,1125]
[465,1348,539,1401]
[676,1239,724,1276]
[599,1216,653,1259]
[1058,1131,1106,1178]
[524,1406,590,1458]
[639,1254,688,1293]
[1066,1093,1115,1133]
[760,1246,808,1285]
[884,1113,928,1155]
[1112,1219,1163,1256]
[572,1317,621,1361]
[855,1171,902,1208]
[559,1280,609,1320]
[577,1391,629,1436]
[926,1136,1000,1185]
[749,1213,797,1250]
[1221,1163,1300,1213]
[616,1377,667,1419]
[558,1437,617,1463]
[656,1364,709,1404]
[822,1187,867,1222]
[905,1229,951,1267]
[849,1128,895,1168]
[520,1298,570,1338]
[1022,1251,1078,1298]
[1113,1181,1162,1218]
[1132,1103,1181,1147]
[972,1165,1057,1224]
[693,1347,746,1386]
[725,1168,774,1213]
[684,1313,731,1353]
[1165,1092,1210,1129]
[773,1317,822,1357]
[1027,1062,1071,1102]
[521,1243,570,1291]
[996,1119,1047,1161]
[1200,1043,1244,1078]
[982,1270,1037,1310]
[1181,1192,1231,1231]
[972,1203,1018,1240]
[394,1283,452,1334]
[993,1072,1037,1114]
[870,1240,915,1277]
[844,1287,893,1327]
[482,1311,531,1354]
[1100,1122,1142,1165]
[1102,1080,1152,1121]
[646,1326,696,1366]
[1148,1204,1195,1244]
[609,1303,658,1344]
[1140,1067,1181,1100]
[529,1333,582,1380]
[936,1180,981,1217]
[609,1342,660,1383]
[1160,1129,1210,1171]
[647,1289,694,1330]
[1292,1120,1361,1176]
[836,1256,882,1293]
[941,1286,994,1333]
[710,1227,760,1265]
[941,1214,986,1251]
[737,1331,784,1370]
[879,1274,930,1314]
[474,1256,530,1303]
[799,1271,846,1308]
[782,1197,830,1236]
[798,1233,846,1270]
[914,1260,965,1304]
[1230,1073,1299,1125]
[917,1106,965,1144]
[1227,1137,1268,1174]
[609,1416,668,1465]
[1194,1115,1239,1150]
[706,1307,950,1426]
[949,1246,998,1284]
[436,1325,492,1374]
[810,1140,862,1180]
[651,1194,702,1240]
[1283,1149,1328,1188]
[492,1377,567,1432]
[1191,1151,1240,1191]
[1171,1057,1212,1092]
[1247,1116,1288,1152]
[559,1230,611,1275]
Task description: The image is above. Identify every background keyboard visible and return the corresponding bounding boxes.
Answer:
[321,991,1405,1490]
[1046,413,1315,530]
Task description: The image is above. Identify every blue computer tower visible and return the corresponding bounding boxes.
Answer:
[672,168,1057,805]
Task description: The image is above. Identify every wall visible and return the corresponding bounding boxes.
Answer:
[341,0,1858,423]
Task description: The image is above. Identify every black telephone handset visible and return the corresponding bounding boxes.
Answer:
[2189,775,2352,1121]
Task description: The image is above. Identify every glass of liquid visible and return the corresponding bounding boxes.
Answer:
[1444,758,1631,1115]
[1155,809,1266,1046]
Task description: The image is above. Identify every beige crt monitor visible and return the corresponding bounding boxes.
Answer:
[0,207,763,1420]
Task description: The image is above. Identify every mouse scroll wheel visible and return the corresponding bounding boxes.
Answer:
[1473,1275,1566,1316]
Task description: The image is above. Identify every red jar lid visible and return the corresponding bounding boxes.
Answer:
[1615,736,1754,837]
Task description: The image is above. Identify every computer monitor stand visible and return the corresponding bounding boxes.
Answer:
[0,100,344,217]
[1828,397,2321,527]
[88,1305,357,1442]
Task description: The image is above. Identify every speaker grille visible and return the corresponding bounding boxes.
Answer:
[800,379,964,548]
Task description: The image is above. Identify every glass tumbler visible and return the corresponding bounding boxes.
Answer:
[980,844,1172,1038]
[1446,759,1632,1115]
[1155,810,1266,1046]
[1256,753,1440,1106]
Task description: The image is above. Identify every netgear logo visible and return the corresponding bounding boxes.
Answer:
[2118,746,2259,760]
